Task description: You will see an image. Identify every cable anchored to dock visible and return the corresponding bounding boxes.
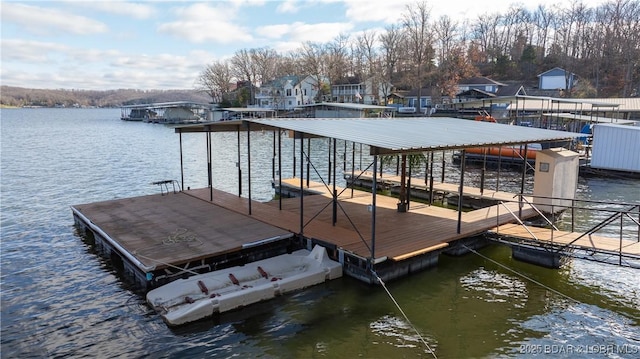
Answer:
[372,270,438,359]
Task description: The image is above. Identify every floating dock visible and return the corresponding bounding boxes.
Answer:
[74,117,600,288]
[72,179,542,288]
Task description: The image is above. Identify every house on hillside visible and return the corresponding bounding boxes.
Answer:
[255,75,323,110]
[331,76,393,105]
[457,76,506,94]
[538,67,577,90]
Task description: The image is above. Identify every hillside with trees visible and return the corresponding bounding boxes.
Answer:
[197,0,639,106]
[0,86,211,108]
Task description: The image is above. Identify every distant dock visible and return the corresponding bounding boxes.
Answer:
[120,101,210,124]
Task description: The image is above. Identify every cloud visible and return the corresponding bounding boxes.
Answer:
[276,0,299,13]
[257,21,354,43]
[1,37,215,90]
[343,0,410,24]
[1,39,70,64]
[68,1,157,20]
[157,3,253,44]
[1,3,108,36]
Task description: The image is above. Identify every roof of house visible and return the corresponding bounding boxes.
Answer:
[405,87,435,97]
[458,76,507,87]
[537,67,576,77]
[496,84,527,96]
[457,88,496,98]
[333,76,362,86]
[263,75,301,88]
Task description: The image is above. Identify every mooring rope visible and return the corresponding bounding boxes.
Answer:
[372,270,438,359]
[461,244,580,303]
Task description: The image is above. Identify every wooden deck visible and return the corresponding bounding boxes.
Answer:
[353,171,529,202]
[490,223,640,257]
[234,178,539,261]
[72,192,292,270]
[72,178,541,286]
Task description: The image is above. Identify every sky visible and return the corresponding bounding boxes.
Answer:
[1,0,611,90]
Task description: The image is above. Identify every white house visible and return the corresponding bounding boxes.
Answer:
[538,67,577,90]
[255,75,322,110]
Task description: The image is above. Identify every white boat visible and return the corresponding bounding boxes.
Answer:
[146,246,343,326]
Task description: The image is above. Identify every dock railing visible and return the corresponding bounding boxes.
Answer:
[151,179,182,195]
[494,194,640,266]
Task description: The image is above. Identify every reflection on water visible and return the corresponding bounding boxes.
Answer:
[1,108,638,358]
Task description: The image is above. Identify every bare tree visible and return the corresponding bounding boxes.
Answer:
[297,41,328,101]
[379,24,404,87]
[251,47,281,85]
[402,1,435,113]
[196,60,234,103]
[325,34,352,92]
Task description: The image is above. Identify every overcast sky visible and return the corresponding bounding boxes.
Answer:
[1,0,610,90]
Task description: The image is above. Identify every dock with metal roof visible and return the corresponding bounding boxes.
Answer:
[74,116,593,287]
[120,101,211,124]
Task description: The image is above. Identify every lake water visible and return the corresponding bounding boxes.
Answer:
[1,108,639,358]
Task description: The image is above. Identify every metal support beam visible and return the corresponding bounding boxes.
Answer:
[371,154,378,267]
[179,131,184,191]
[299,131,304,240]
[237,127,242,196]
[519,143,528,218]
[457,150,466,234]
[278,129,282,210]
[207,129,212,201]
[247,122,252,215]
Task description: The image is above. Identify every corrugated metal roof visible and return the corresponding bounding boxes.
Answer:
[542,112,637,125]
[454,96,640,112]
[247,117,583,153]
[294,102,393,110]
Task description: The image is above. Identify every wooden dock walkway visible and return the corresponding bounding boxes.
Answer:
[72,192,293,286]
[489,223,640,258]
[72,179,541,287]
[267,178,538,261]
[351,171,529,202]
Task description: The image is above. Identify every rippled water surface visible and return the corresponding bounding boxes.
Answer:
[1,108,639,358]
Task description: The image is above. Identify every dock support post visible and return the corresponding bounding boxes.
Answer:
[272,131,276,181]
[307,138,311,188]
[278,129,282,210]
[351,142,355,198]
[327,138,331,185]
[237,127,242,196]
[429,152,434,205]
[298,131,304,239]
[333,138,337,225]
[519,143,528,218]
[457,150,466,234]
[371,154,378,266]
[179,130,184,191]
[207,128,212,201]
[247,121,252,215]
[497,146,502,191]
[441,151,446,183]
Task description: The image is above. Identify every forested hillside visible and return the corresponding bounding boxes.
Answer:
[0,86,211,108]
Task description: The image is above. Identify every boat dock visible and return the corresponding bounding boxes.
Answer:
[120,101,210,124]
[75,117,633,289]
[72,178,540,288]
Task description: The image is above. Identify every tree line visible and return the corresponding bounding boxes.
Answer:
[0,86,210,108]
[197,0,639,107]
